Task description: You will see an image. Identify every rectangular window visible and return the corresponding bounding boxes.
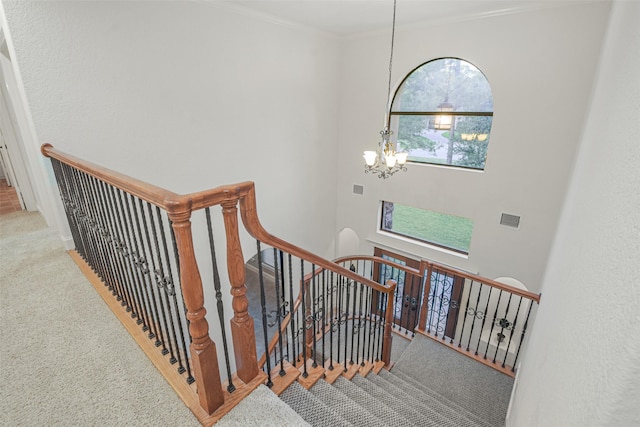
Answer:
[380,201,473,254]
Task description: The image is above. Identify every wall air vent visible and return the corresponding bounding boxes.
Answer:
[353,184,364,195]
[500,213,521,228]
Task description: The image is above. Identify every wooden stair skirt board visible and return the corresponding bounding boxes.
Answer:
[269,355,389,396]
[69,250,266,426]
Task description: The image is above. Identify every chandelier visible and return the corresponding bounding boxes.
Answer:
[363,0,408,179]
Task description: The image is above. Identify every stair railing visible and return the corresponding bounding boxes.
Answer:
[334,255,423,337]
[333,255,541,376]
[42,144,395,423]
[256,256,397,386]
[417,261,540,375]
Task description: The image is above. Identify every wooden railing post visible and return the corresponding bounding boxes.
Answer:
[168,207,224,415]
[417,261,433,331]
[381,279,396,367]
[221,194,259,383]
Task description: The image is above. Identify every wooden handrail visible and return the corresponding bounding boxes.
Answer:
[333,255,422,277]
[334,253,541,303]
[422,261,541,303]
[237,185,393,295]
[41,143,254,214]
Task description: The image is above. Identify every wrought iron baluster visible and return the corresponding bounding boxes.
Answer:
[466,280,484,352]
[129,198,163,340]
[364,285,373,363]
[475,286,494,355]
[457,278,475,349]
[256,241,273,387]
[106,184,140,319]
[77,172,108,290]
[300,259,308,378]
[287,254,296,368]
[344,275,351,369]
[97,180,133,311]
[484,290,503,359]
[493,293,513,364]
[374,289,383,362]
[87,175,119,297]
[155,208,184,364]
[434,274,448,338]
[65,166,90,264]
[328,271,335,371]
[50,160,81,256]
[279,251,289,364]
[427,269,440,333]
[321,269,326,367]
[311,264,318,368]
[146,205,173,353]
[512,301,534,372]
[447,277,461,345]
[502,297,523,368]
[272,247,286,377]
[120,190,154,332]
[71,168,96,271]
[356,282,365,366]
[336,274,343,367]
[349,278,358,366]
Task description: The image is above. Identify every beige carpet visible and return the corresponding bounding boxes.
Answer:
[0,211,199,426]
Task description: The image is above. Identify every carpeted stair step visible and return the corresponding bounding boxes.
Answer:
[391,335,513,427]
[332,376,414,427]
[351,373,463,427]
[309,379,387,427]
[373,370,492,427]
[280,381,354,426]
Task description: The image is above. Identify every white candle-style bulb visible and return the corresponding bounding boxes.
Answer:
[363,151,378,166]
[396,152,408,165]
[385,155,397,168]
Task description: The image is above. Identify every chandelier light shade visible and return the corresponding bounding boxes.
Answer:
[363,0,408,180]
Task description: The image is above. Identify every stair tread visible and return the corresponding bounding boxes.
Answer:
[370,370,491,427]
[381,369,495,427]
[280,381,354,427]
[333,376,414,427]
[310,379,387,427]
[351,374,458,427]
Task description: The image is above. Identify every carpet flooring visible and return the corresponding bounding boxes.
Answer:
[280,333,514,426]
[0,211,199,426]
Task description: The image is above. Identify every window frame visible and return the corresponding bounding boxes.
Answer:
[389,57,494,171]
[379,201,473,255]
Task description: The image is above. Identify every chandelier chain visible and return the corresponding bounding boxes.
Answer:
[386,0,397,120]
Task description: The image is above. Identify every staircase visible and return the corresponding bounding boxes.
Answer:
[278,334,514,427]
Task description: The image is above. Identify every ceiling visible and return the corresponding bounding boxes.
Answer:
[213,0,583,37]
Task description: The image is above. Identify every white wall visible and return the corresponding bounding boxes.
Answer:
[3,0,341,376]
[507,1,640,424]
[2,0,340,258]
[336,2,611,291]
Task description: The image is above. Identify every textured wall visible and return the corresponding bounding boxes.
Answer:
[336,2,611,291]
[508,1,640,424]
[2,0,340,258]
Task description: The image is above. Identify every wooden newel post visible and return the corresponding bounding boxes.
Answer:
[169,208,224,415]
[417,262,433,332]
[381,279,396,367]
[221,195,259,383]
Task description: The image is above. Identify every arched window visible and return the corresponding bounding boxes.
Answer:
[390,58,493,170]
